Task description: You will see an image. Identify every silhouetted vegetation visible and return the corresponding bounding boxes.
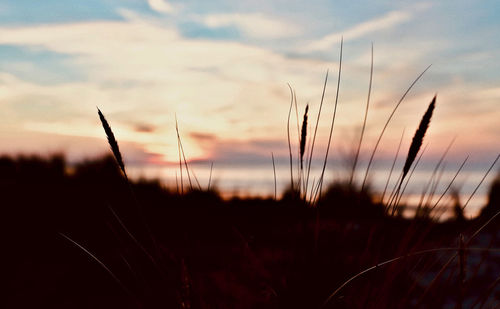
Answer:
[5,52,500,308]
[4,154,500,308]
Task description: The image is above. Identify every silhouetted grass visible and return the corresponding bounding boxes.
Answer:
[3,153,500,308]
[5,47,500,309]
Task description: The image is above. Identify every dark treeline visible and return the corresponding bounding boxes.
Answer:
[4,154,500,308]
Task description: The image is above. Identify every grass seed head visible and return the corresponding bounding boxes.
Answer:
[402,95,436,180]
[300,104,309,170]
[97,107,127,178]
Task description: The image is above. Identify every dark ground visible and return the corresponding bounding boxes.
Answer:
[3,155,500,308]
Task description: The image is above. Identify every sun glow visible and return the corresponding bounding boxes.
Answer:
[0,0,497,184]
[143,137,208,165]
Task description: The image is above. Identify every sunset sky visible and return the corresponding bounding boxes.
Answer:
[0,0,498,175]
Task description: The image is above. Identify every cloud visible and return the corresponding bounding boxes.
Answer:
[0,5,497,167]
[190,137,289,166]
[472,87,500,101]
[147,0,178,15]
[190,132,217,143]
[0,17,335,163]
[303,7,427,52]
[0,127,159,164]
[200,13,302,39]
[134,123,156,133]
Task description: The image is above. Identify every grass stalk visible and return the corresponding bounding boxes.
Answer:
[418,137,456,208]
[349,43,373,186]
[294,89,301,188]
[458,234,465,309]
[361,65,432,191]
[386,144,427,212]
[462,154,500,210]
[175,116,194,190]
[271,152,277,200]
[323,208,500,309]
[391,143,429,215]
[60,233,132,296]
[107,205,160,269]
[208,162,214,191]
[304,70,329,197]
[424,161,447,209]
[313,37,343,204]
[416,210,500,306]
[429,156,469,215]
[381,128,405,204]
[286,84,295,191]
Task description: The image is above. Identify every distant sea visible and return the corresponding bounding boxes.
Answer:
[128,162,497,219]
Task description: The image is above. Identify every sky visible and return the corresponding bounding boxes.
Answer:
[0,0,498,179]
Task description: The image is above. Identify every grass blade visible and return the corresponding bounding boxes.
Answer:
[208,162,214,191]
[462,154,500,210]
[60,233,131,295]
[361,65,432,191]
[313,37,343,204]
[350,43,374,186]
[304,70,329,196]
[271,152,277,200]
[381,128,405,204]
[286,83,295,191]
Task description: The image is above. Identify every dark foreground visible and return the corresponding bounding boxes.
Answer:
[4,155,500,308]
